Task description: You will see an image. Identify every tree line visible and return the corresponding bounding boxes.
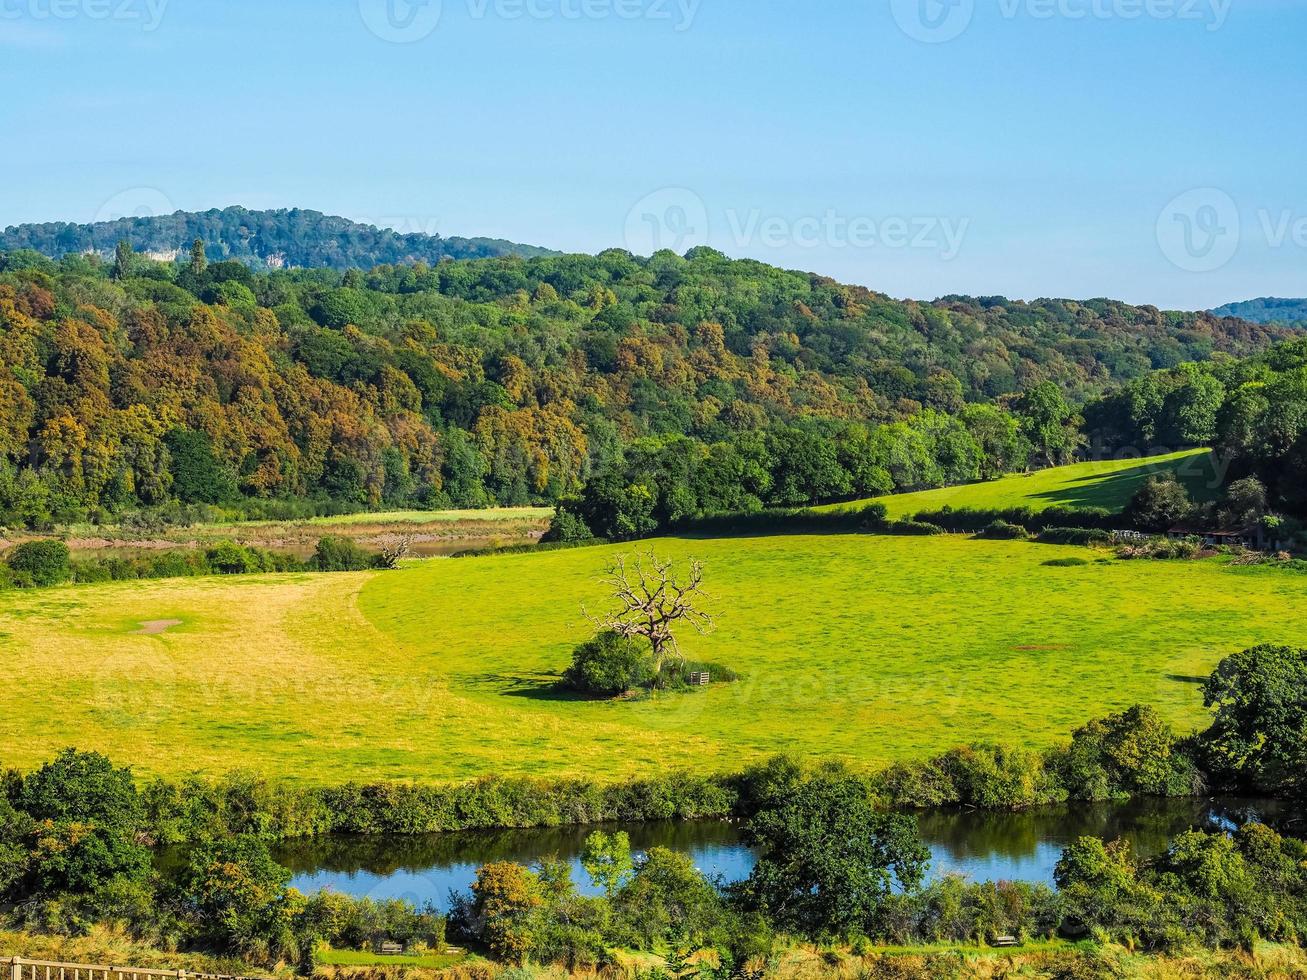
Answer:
[0,207,549,270]
[0,244,1283,531]
[1085,337,1307,520]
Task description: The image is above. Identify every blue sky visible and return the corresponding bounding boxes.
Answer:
[1,0,1303,309]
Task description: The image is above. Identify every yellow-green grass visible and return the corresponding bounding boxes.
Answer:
[3,531,1304,784]
[817,448,1220,520]
[316,950,470,968]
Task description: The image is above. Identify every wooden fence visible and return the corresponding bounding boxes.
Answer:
[3,958,268,980]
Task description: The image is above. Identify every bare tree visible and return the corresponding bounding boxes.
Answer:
[585,551,715,670]
[377,534,413,569]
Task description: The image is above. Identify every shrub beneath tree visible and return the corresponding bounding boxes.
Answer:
[313,535,376,571]
[563,632,656,696]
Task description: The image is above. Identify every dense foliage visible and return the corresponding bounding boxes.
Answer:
[0,246,1283,531]
[1211,297,1307,328]
[1086,337,1307,518]
[0,207,550,270]
[2,641,1305,968]
[562,631,656,696]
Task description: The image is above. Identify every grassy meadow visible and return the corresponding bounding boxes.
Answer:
[3,515,1304,783]
[818,448,1221,519]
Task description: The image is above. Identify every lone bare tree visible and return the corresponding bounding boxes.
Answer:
[586,551,715,671]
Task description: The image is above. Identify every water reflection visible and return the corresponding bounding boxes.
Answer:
[264,797,1294,911]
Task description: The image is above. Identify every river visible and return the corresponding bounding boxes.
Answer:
[269,797,1292,911]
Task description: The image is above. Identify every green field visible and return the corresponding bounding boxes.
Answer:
[819,448,1220,519]
[3,516,1303,783]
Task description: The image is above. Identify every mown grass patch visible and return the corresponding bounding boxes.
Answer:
[817,448,1219,519]
[5,529,1300,784]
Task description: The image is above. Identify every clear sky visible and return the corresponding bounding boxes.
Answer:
[1,0,1303,309]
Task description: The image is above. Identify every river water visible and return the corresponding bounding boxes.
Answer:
[271,797,1292,911]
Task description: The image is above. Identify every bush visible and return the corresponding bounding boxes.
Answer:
[977,520,1029,540]
[1117,537,1202,560]
[672,503,888,537]
[889,520,947,536]
[562,632,656,696]
[541,510,593,544]
[656,659,739,690]
[1037,526,1113,546]
[313,535,375,571]
[5,539,71,587]
[913,506,1115,534]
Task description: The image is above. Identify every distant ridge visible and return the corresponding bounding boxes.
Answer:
[1211,297,1307,328]
[0,205,556,270]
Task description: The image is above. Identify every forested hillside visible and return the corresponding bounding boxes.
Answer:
[1211,297,1307,328]
[0,206,552,270]
[1086,338,1307,515]
[0,242,1287,529]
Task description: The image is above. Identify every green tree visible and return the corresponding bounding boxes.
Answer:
[19,749,142,828]
[739,772,928,938]
[1124,475,1193,531]
[614,846,726,951]
[1202,644,1307,798]
[165,428,236,504]
[1016,382,1082,467]
[176,835,293,953]
[113,240,134,280]
[5,539,71,587]
[190,237,208,276]
[580,830,633,896]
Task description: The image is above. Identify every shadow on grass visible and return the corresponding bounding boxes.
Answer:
[1165,674,1208,685]
[476,672,609,702]
[1030,451,1220,510]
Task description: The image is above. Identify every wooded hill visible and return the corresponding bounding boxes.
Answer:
[1211,297,1307,329]
[0,242,1288,528]
[0,206,553,270]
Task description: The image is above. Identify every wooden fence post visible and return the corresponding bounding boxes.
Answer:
[11,956,23,980]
